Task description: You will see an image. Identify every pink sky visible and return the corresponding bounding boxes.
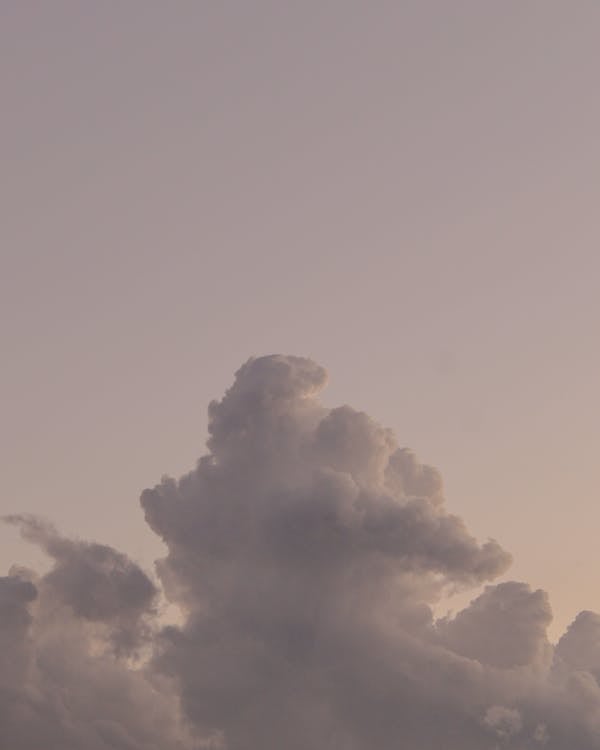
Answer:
[2,2,600,643]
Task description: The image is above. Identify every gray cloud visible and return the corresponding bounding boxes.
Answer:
[4,514,158,655]
[4,355,600,748]
[437,581,553,669]
[556,611,600,678]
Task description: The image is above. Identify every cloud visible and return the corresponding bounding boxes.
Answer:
[0,518,195,750]
[556,611,600,678]
[482,705,523,741]
[4,514,158,655]
[4,354,600,747]
[437,581,553,669]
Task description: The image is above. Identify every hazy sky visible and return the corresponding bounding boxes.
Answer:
[2,0,600,646]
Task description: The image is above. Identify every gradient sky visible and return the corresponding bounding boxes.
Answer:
[2,1,600,641]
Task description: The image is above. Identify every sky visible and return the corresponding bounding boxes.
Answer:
[3,5,600,747]
[1,0,600,673]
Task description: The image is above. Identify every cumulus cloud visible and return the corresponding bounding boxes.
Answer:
[437,581,553,669]
[4,514,158,655]
[0,518,195,750]
[482,705,523,741]
[4,354,600,748]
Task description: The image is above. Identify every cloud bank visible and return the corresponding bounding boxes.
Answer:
[3,355,600,748]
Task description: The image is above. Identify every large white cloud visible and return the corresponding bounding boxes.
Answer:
[4,355,600,748]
